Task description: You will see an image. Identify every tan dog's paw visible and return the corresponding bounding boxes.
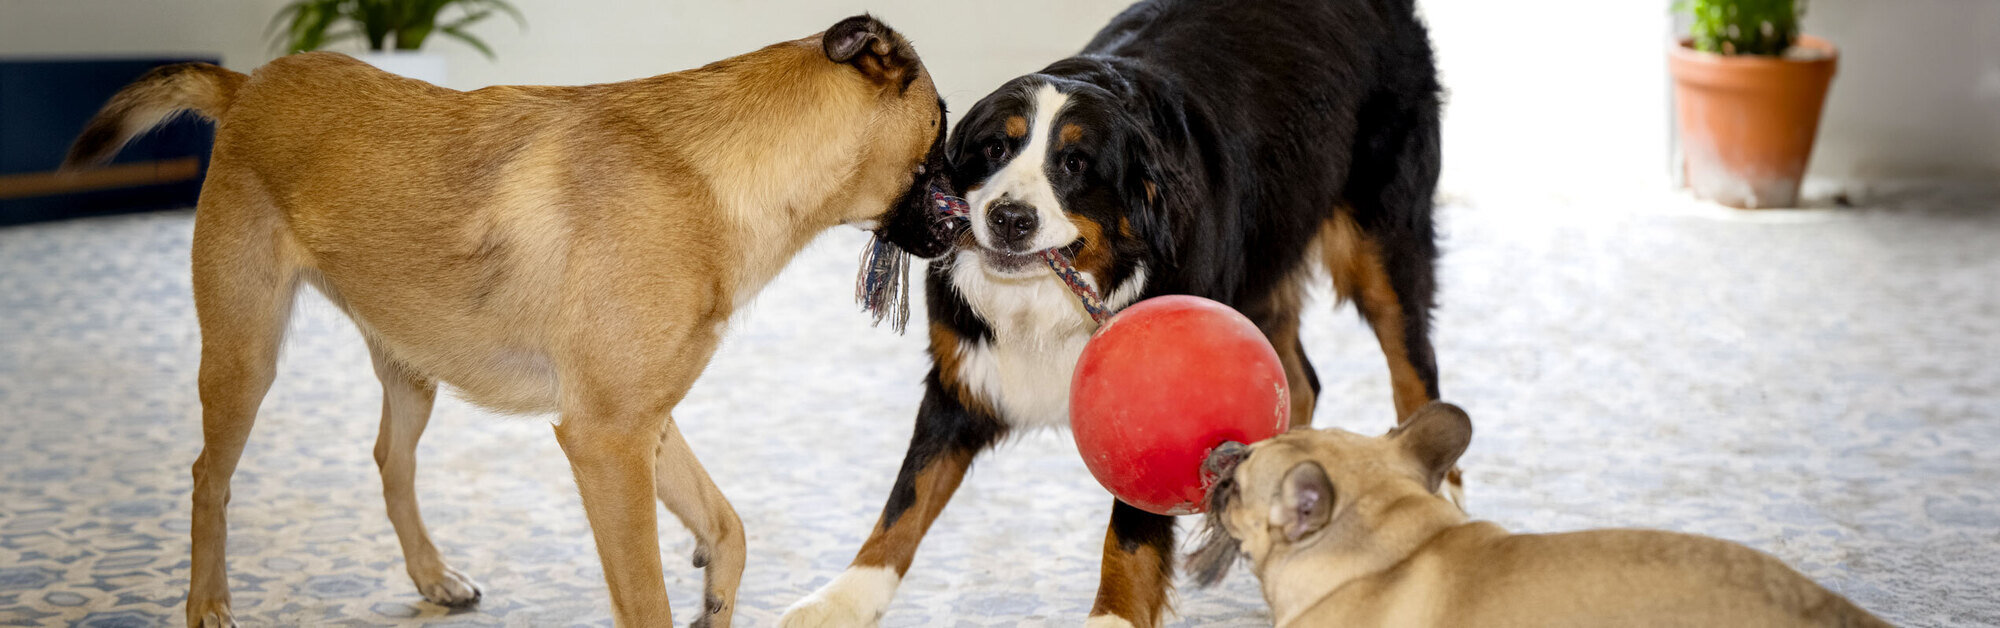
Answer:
[413,565,482,607]
[779,567,900,627]
[186,596,237,628]
[1084,614,1140,628]
[690,592,731,628]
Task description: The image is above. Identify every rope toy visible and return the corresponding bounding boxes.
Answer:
[858,183,1111,331]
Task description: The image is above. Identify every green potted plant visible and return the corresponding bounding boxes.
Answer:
[272,0,523,84]
[1669,0,1837,209]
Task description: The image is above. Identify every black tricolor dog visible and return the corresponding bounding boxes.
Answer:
[787,0,1444,625]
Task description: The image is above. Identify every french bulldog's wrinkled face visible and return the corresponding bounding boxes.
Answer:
[1188,402,1473,586]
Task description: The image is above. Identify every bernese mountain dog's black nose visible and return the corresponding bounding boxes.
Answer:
[987,200,1040,248]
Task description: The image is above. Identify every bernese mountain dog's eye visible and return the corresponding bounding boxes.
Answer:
[1061,152,1090,175]
[982,140,1008,162]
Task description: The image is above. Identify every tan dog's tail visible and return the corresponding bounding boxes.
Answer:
[64,63,245,169]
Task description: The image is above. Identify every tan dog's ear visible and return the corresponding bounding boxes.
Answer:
[1391,402,1473,493]
[822,15,917,89]
[1277,462,1335,542]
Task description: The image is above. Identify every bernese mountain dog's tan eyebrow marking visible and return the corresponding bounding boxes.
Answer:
[1005,115,1029,138]
[1058,123,1084,146]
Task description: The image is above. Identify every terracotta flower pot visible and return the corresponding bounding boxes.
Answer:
[1669,35,1837,209]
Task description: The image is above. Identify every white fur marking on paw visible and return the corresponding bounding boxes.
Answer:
[1084,614,1140,628]
[780,566,901,627]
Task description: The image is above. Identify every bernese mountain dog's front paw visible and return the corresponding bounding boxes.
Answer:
[780,566,900,627]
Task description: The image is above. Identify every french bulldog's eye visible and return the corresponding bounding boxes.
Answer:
[983,141,1007,162]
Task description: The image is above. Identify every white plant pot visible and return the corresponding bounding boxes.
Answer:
[355,51,448,86]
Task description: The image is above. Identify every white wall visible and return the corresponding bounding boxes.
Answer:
[2,0,1988,199]
[0,0,1132,122]
[0,0,291,72]
[437,0,1681,200]
[1421,0,1676,201]
[426,1,1134,114]
[1805,0,2000,181]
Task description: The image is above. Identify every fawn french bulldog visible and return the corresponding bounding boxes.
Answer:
[1191,402,1889,627]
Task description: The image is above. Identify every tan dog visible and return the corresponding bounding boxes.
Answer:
[1190,403,1890,627]
[65,15,951,628]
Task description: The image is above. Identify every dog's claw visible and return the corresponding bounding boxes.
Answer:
[693,546,710,569]
[187,595,237,628]
[690,593,727,628]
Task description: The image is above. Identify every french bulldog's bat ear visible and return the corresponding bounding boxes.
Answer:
[1391,401,1473,493]
[823,15,918,89]
[1279,461,1334,542]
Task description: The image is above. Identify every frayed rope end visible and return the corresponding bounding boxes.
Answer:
[856,231,914,333]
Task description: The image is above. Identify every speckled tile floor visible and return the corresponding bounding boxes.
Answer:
[3,185,1997,627]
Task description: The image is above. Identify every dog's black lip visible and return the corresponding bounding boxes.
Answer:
[976,237,1088,273]
[1060,238,1086,259]
[982,238,1084,261]
[978,247,1037,272]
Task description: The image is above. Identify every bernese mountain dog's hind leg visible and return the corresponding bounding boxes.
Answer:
[1087,501,1176,627]
[1320,210,1459,505]
[1324,86,1452,501]
[1320,210,1439,423]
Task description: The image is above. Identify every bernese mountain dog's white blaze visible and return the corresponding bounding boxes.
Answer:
[964,84,1085,270]
[785,0,1445,626]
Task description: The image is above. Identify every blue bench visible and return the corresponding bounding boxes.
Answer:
[0,57,220,226]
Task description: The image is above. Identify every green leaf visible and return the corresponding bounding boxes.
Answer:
[1678,0,1798,56]
[440,24,497,60]
[268,0,522,57]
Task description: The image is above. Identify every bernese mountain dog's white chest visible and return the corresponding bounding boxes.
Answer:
[947,251,1146,430]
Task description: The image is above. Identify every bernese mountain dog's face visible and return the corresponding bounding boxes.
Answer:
[946,76,1156,298]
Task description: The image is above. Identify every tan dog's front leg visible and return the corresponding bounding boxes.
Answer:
[557,415,674,626]
[655,418,743,628]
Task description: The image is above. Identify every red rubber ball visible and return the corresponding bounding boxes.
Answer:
[1071,295,1291,515]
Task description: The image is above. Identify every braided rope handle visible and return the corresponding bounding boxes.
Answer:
[928,191,1110,324]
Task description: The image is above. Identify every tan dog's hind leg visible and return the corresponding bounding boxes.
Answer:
[367,344,482,607]
[556,412,674,626]
[655,419,743,628]
[186,179,299,628]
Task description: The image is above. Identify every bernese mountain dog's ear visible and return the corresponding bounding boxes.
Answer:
[1120,106,1196,265]
[823,15,918,90]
